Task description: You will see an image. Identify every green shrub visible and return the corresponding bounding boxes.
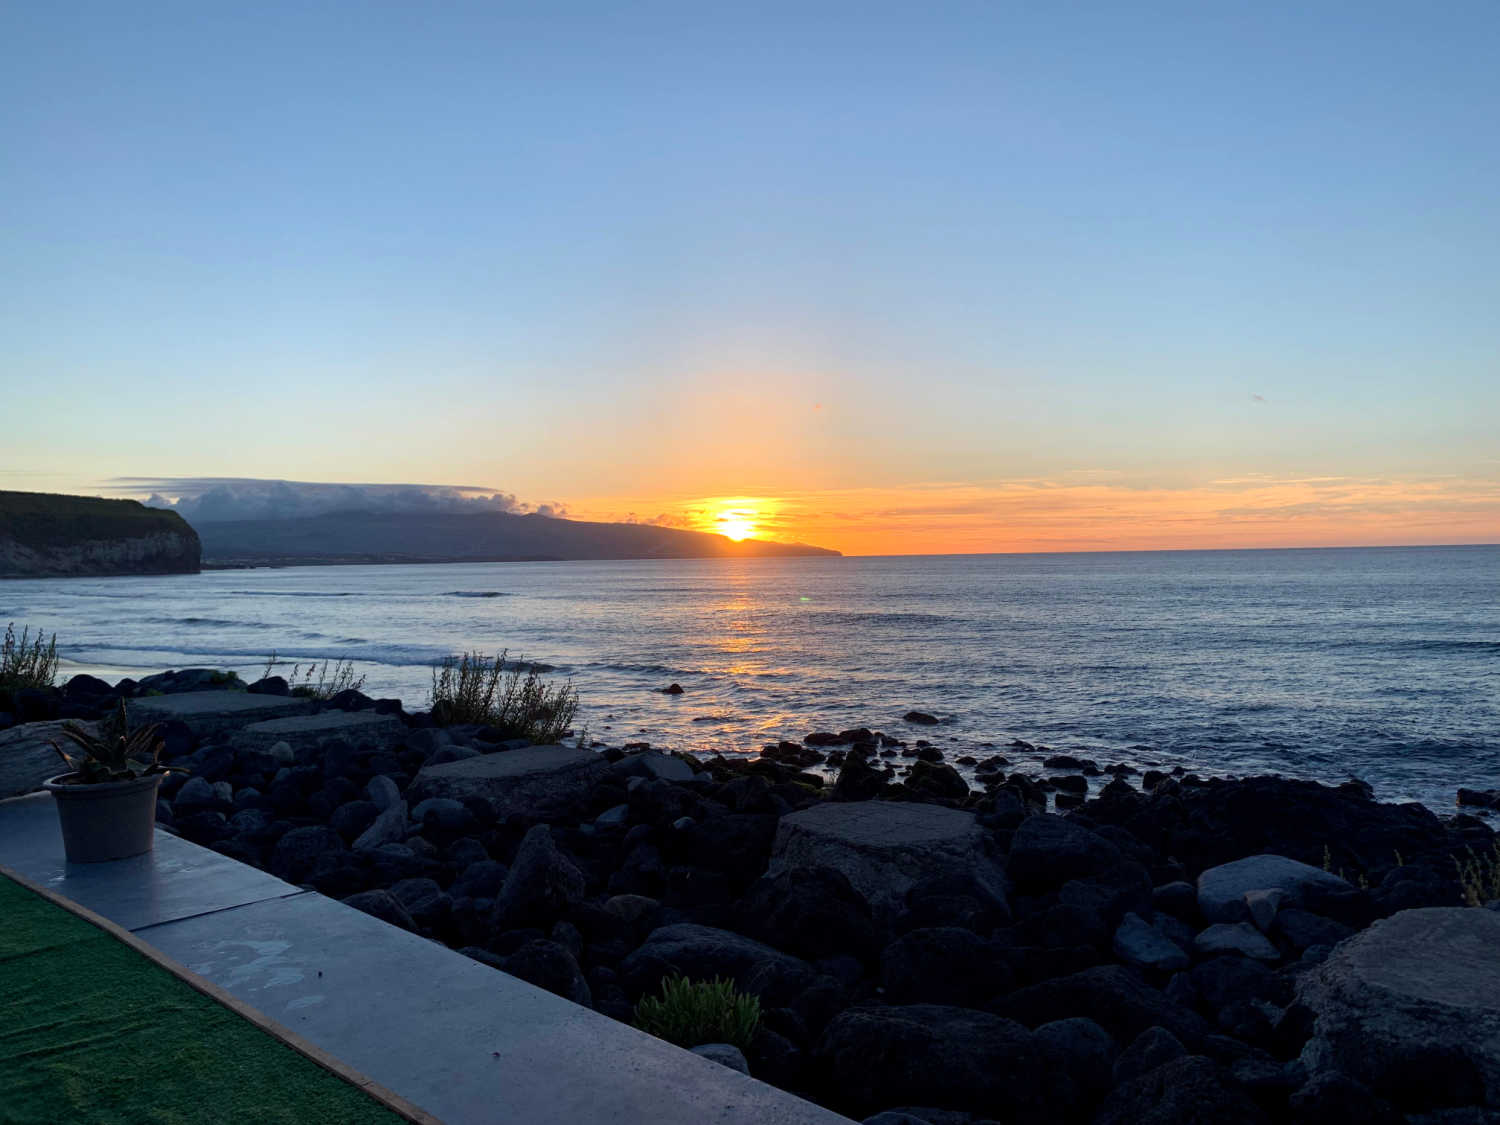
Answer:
[1,622,58,692]
[633,976,761,1052]
[287,659,367,700]
[1456,842,1500,906]
[428,649,578,743]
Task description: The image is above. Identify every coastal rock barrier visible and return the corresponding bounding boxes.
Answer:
[12,670,1500,1123]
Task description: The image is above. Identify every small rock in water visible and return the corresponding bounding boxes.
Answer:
[903,710,940,726]
[661,683,685,695]
[1457,788,1500,809]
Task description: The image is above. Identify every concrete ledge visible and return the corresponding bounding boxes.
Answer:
[0,793,301,930]
[232,711,408,754]
[0,792,852,1125]
[128,691,314,741]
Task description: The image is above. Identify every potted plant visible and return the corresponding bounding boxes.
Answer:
[43,701,181,863]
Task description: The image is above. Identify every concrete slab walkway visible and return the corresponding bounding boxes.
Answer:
[0,793,851,1125]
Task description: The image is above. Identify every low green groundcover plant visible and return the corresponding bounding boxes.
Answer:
[429,648,578,742]
[633,975,761,1052]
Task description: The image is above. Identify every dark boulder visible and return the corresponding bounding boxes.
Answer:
[343,889,417,932]
[1272,910,1354,951]
[329,799,380,842]
[389,877,451,932]
[814,1004,1050,1121]
[1114,1026,1188,1084]
[737,866,880,964]
[627,778,706,828]
[452,859,508,900]
[903,761,969,803]
[898,872,1009,936]
[833,755,889,801]
[619,923,814,1007]
[502,939,592,1006]
[247,676,290,696]
[1287,1073,1404,1125]
[1093,1055,1270,1124]
[327,688,374,711]
[269,825,345,884]
[62,674,114,701]
[1007,815,1123,891]
[1001,965,1211,1048]
[490,824,586,930]
[1086,776,1449,884]
[902,711,941,726]
[671,813,778,893]
[880,927,1011,1006]
[1034,1016,1117,1119]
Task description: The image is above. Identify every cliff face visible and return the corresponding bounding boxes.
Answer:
[0,491,200,578]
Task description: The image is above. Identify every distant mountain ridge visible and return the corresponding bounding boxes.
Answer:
[196,508,840,566]
[0,491,200,577]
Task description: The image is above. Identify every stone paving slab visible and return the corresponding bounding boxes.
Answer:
[0,793,303,930]
[143,892,852,1125]
[231,710,407,754]
[0,790,853,1125]
[128,691,313,740]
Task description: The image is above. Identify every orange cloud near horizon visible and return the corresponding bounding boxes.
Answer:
[572,474,1500,556]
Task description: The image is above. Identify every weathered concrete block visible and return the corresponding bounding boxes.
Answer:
[127,691,313,741]
[1298,907,1500,1108]
[231,710,407,754]
[408,744,612,818]
[769,801,1006,921]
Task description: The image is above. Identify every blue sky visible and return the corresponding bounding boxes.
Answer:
[4,2,1497,551]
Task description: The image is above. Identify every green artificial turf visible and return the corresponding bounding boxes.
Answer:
[0,873,405,1125]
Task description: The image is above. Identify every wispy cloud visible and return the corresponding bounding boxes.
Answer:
[106,477,566,523]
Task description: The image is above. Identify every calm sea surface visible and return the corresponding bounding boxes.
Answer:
[4,546,1497,814]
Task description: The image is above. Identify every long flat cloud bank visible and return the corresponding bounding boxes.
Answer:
[115,477,566,524]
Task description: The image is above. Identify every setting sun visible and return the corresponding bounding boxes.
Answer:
[716,509,757,541]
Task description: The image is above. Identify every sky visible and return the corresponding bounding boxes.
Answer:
[3,1,1498,554]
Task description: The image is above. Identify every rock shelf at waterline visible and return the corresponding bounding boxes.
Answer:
[7,667,1500,1120]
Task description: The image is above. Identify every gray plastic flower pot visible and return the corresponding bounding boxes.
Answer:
[43,772,163,863]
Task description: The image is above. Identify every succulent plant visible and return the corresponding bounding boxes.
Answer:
[49,700,180,784]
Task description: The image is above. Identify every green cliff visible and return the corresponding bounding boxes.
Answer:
[0,491,201,578]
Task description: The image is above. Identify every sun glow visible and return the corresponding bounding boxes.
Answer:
[716,508,757,541]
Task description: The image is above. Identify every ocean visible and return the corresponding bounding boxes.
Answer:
[4,546,1496,814]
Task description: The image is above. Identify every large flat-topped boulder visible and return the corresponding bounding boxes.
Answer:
[769,801,1007,920]
[231,710,407,754]
[127,691,313,740]
[0,720,97,798]
[1297,907,1500,1108]
[409,744,612,818]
